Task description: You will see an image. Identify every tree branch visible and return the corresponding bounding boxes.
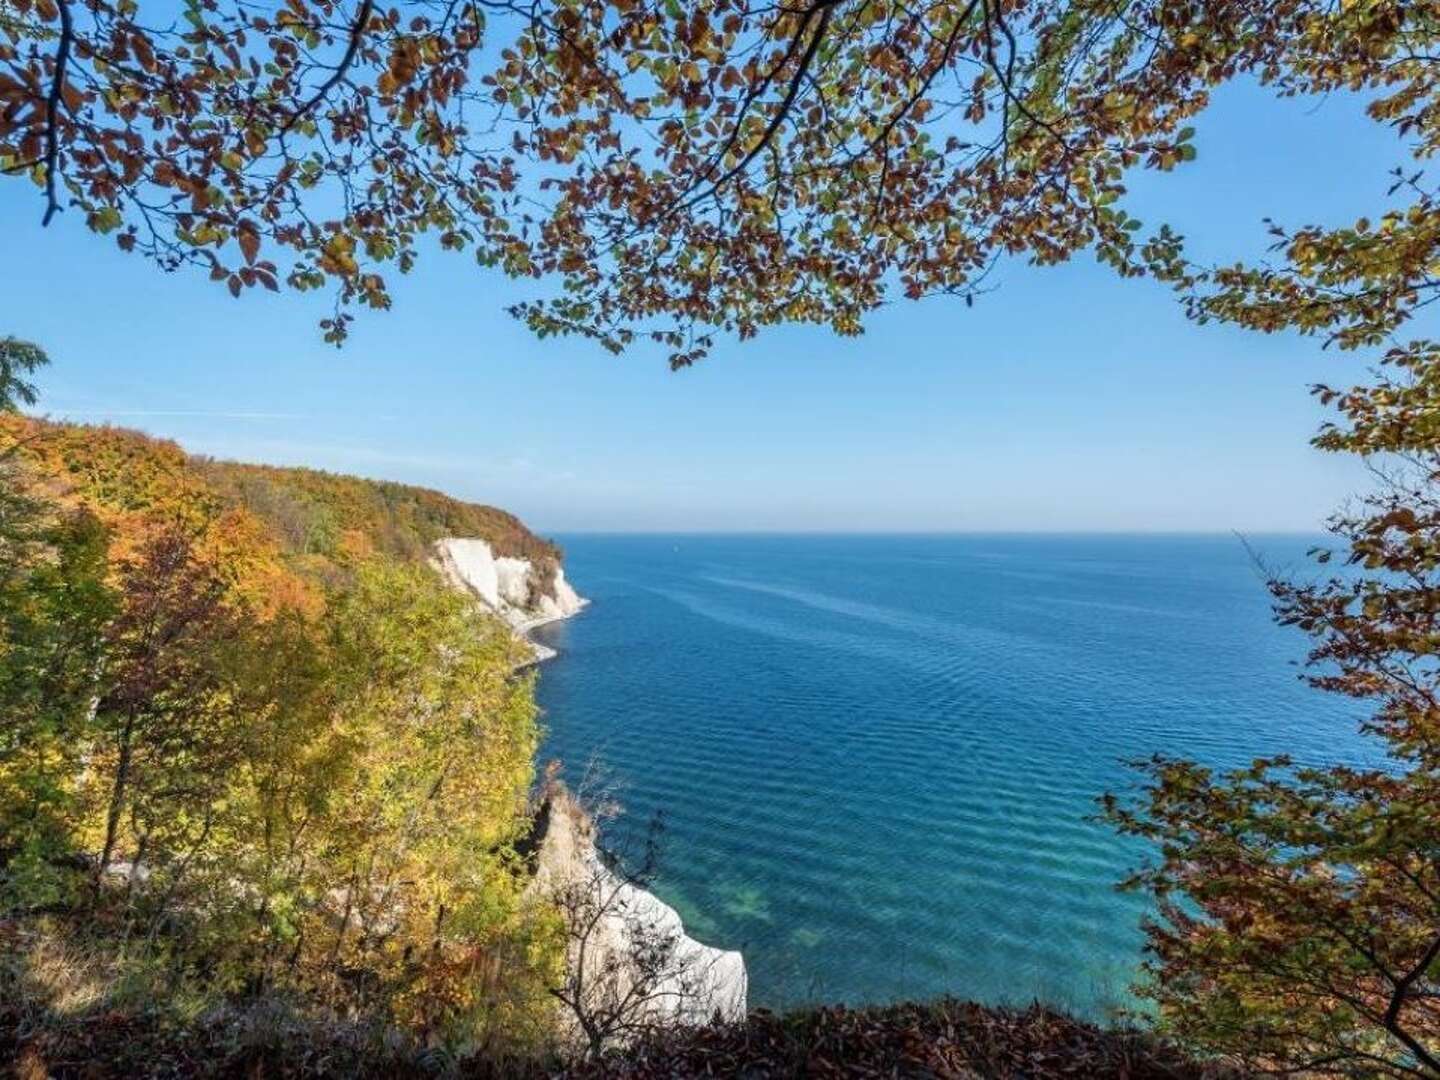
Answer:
[41,0,74,226]
[280,0,375,137]
[675,0,839,214]
[1383,929,1440,1075]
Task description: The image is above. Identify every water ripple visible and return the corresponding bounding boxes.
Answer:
[533,535,1370,1015]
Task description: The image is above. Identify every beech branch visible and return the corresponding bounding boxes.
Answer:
[1383,929,1440,1075]
[41,0,74,226]
[676,0,840,214]
[280,0,375,137]
[838,0,978,173]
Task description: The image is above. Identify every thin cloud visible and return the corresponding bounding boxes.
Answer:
[179,435,584,489]
[47,407,308,421]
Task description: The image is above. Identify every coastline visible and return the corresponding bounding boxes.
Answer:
[510,582,748,1025]
[429,537,589,665]
[526,783,748,1033]
[516,596,592,665]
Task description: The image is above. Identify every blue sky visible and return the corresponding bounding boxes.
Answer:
[0,80,1402,532]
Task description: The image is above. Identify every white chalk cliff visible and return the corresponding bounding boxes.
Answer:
[433,539,747,1029]
[529,787,748,1032]
[432,537,588,662]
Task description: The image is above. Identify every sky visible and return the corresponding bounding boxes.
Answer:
[0,80,1405,533]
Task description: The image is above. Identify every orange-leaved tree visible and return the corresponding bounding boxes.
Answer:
[0,375,560,1048]
[1103,355,1440,1077]
[1102,62,1440,1079]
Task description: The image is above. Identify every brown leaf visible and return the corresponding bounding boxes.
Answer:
[237,224,259,265]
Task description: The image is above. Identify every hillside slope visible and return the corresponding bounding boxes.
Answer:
[1,413,573,1065]
[0,416,576,623]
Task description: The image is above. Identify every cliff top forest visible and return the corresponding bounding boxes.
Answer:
[5,0,1440,1076]
[1,397,575,1063]
[3,414,561,575]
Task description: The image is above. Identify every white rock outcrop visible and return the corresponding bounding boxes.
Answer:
[495,555,533,608]
[435,538,503,608]
[434,539,744,1028]
[432,537,588,662]
[534,565,585,624]
[529,788,748,1033]
[582,856,749,1025]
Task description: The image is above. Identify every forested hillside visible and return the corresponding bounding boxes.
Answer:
[200,459,562,589]
[0,412,567,1063]
[2,416,562,588]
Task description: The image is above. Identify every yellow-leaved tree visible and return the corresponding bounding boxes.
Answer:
[1,386,564,1058]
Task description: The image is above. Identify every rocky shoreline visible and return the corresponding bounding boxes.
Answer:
[526,783,749,1033]
[433,537,748,1025]
[432,536,590,663]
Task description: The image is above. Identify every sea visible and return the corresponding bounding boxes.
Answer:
[529,534,1367,1018]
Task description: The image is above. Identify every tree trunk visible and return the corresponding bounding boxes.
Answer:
[95,712,135,894]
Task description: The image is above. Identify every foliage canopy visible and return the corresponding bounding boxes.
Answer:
[4,0,1434,363]
[7,0,1440,1073]
[0,410,565,1053]
[1098,12,1440,1073]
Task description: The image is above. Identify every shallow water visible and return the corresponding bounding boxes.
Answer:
[530,534,1365,1016]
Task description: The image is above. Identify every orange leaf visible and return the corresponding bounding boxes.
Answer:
[237,224,259,265]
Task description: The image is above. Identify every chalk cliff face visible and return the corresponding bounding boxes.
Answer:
[432,537,587,661]
[529,787,748,1031]
[436,539,748,1028]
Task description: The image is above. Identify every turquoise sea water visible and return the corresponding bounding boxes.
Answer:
[529,534,1366,1017]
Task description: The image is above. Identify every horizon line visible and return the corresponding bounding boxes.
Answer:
[533,528,1331,537]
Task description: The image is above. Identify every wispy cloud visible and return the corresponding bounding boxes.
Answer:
[177,435,583,489]
[46,407,307,421]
